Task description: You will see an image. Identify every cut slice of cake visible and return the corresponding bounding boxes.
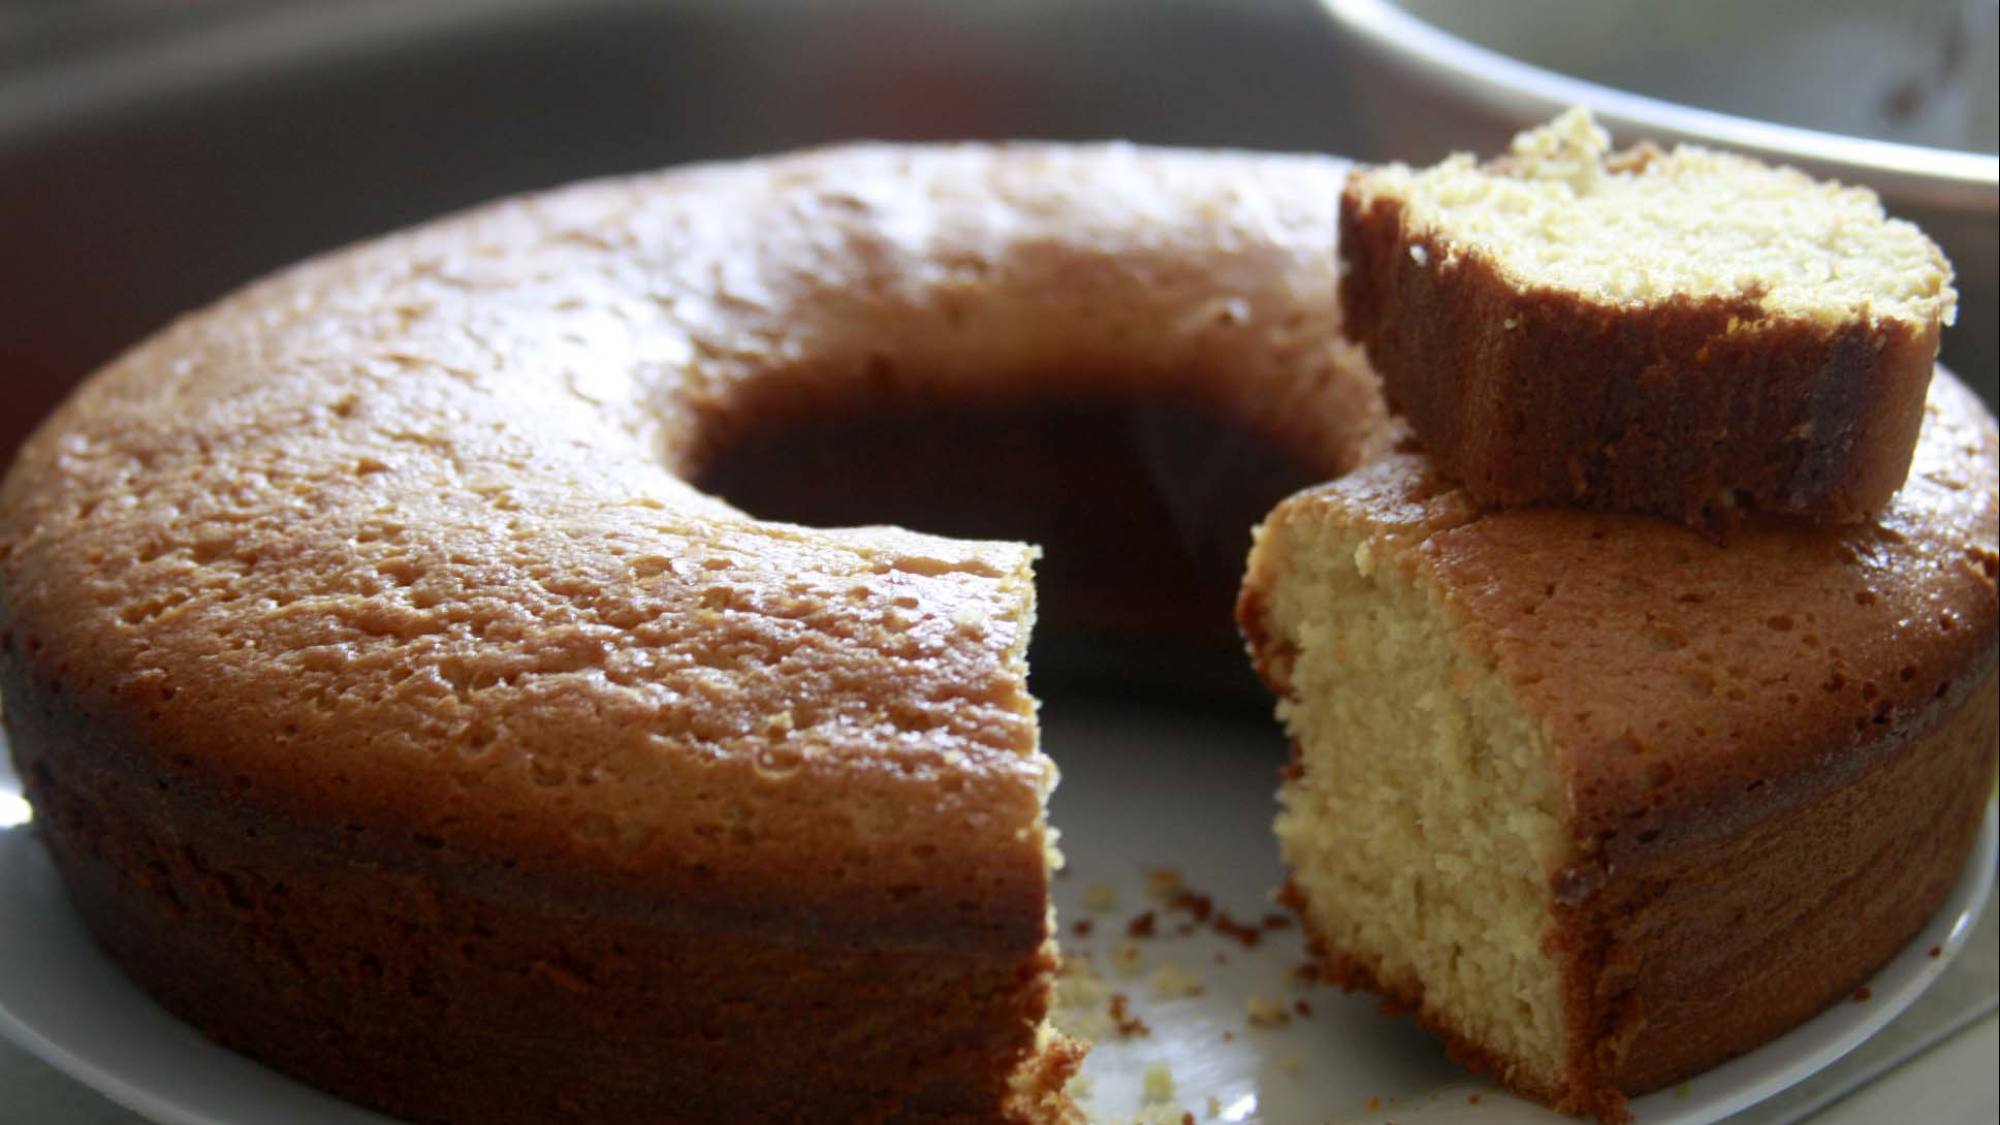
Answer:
[1237,371,1998,1121]
[1340,108,1958,527]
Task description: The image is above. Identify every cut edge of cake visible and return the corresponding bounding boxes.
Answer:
[1001,546,1093,1125]
[1239,471,1596,1114]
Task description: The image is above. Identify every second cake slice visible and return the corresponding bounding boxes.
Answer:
[1340,109,1957,527]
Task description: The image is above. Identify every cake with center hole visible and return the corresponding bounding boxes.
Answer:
[0,136,1992,1125]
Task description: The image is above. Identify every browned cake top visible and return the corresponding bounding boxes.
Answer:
[0,143,1379,931]
[1264,370,1998,864]
[1350,110,1956,329]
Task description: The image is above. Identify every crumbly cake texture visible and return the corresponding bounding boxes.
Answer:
[1341,108,1959,526]
[0,144,1380,1125]
[1239,371,1999,1122]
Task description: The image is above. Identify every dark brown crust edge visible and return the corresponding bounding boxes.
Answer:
[2,664,1078,1125]
[1339,190,1939,528]
[1553,669,1996,1112]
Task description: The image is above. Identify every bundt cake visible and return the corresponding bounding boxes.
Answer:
[0,135,1992,1125]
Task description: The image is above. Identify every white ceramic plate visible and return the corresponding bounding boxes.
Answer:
[0,708,1993,1125]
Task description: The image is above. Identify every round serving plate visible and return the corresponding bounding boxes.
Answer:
[0,709,1993,1125]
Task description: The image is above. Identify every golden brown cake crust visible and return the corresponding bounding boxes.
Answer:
[1340,189,1940,527]
[0,143,1380,1124]
[1242,370,1999,1121]
[1428,371,1997,864]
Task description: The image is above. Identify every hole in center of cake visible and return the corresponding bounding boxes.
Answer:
[693,389,1322,711]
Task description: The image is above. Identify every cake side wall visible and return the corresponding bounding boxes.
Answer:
[1554,667,1996,1097]
[1339,192,1936,527]
[0,663,1059,1125]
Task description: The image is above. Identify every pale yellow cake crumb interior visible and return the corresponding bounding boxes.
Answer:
[1353,108,1957,327]
[1263,514,1571,1089]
